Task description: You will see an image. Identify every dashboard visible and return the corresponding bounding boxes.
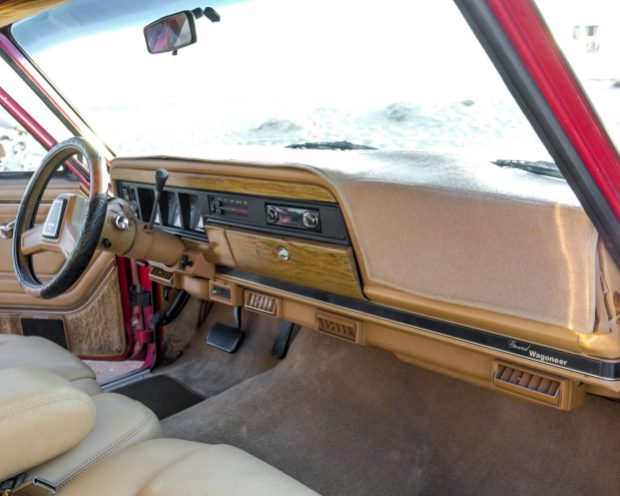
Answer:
[110,152,620,410]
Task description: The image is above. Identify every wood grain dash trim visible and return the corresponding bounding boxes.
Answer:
[224,228,363,299]
[112,168,336,203]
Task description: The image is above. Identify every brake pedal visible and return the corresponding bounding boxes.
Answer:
[206,323,245,353]
[206,306,245,353]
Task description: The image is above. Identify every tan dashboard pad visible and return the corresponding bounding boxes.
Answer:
[355,187,597,332]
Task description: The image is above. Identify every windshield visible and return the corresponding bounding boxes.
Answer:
[12,0,551,161]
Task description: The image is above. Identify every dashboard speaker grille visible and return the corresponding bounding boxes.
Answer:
[21,318,67,349]
[316,311,364,344]
[244,291,278,316]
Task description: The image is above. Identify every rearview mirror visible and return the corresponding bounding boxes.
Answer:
[144,12,197,54]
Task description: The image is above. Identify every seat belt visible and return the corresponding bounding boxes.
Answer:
[2,475,56,496]
[0,473,26,495]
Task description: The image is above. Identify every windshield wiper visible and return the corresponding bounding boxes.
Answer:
[492,159,563,179]
[286,140,377,150]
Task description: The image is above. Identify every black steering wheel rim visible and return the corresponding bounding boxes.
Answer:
[12,137,108,299]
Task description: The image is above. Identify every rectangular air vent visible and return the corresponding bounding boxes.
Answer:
[493,362,563,407]
[136,187,154,221]
[244,291,279,316]
[149,266,175,286]
[316,311,364,344]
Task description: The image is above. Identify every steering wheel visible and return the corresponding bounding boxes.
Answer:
[12,137,108,299]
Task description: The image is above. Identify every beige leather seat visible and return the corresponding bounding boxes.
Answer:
[0,368,162,495]
[58,439,319,495]
[0,334,101,395]
[18,393,163,495]
[1,368,317,496]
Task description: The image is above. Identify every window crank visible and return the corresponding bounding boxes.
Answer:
[0,220,15,240]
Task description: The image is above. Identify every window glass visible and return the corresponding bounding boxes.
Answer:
[12,0,552,164]
[0,60,71,172]
[0,104,46,172]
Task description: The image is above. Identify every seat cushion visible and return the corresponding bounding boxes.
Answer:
[0,368,96,482]
[0,334,101,394]
[18,393,163,494]
[58,439,319,495]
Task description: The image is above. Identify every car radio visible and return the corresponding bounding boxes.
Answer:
[265,204,320,231]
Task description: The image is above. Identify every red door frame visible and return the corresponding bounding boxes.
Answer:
[486,0,620,220]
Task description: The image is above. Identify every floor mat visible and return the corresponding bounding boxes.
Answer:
[157,305,283,398]
[163,328,620,496]
[114,375,203,419]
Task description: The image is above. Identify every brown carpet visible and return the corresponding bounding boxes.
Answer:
[163,328,620,496]
[157,305,282,398]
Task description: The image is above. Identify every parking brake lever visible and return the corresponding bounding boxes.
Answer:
[148,168,169,229]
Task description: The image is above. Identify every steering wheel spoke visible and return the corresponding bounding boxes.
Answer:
[21,224,49,256]
[21,194,85,259]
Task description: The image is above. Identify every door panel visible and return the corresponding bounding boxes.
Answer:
[0,176,127,358]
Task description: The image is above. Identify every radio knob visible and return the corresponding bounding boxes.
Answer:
[302,211,319,229]
[266,205,279,223]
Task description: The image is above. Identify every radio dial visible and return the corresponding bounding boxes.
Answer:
[266,205,279,223]
[302,211,320,229]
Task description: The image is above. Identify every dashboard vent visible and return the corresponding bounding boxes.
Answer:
[316,311,364,344]
[120,182,206,237]
[150,266,175,286]
[493,362,562,406]
[244,291,279,316]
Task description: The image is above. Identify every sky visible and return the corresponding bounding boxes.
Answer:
[25,0,506,108]
[6,0,618,157]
